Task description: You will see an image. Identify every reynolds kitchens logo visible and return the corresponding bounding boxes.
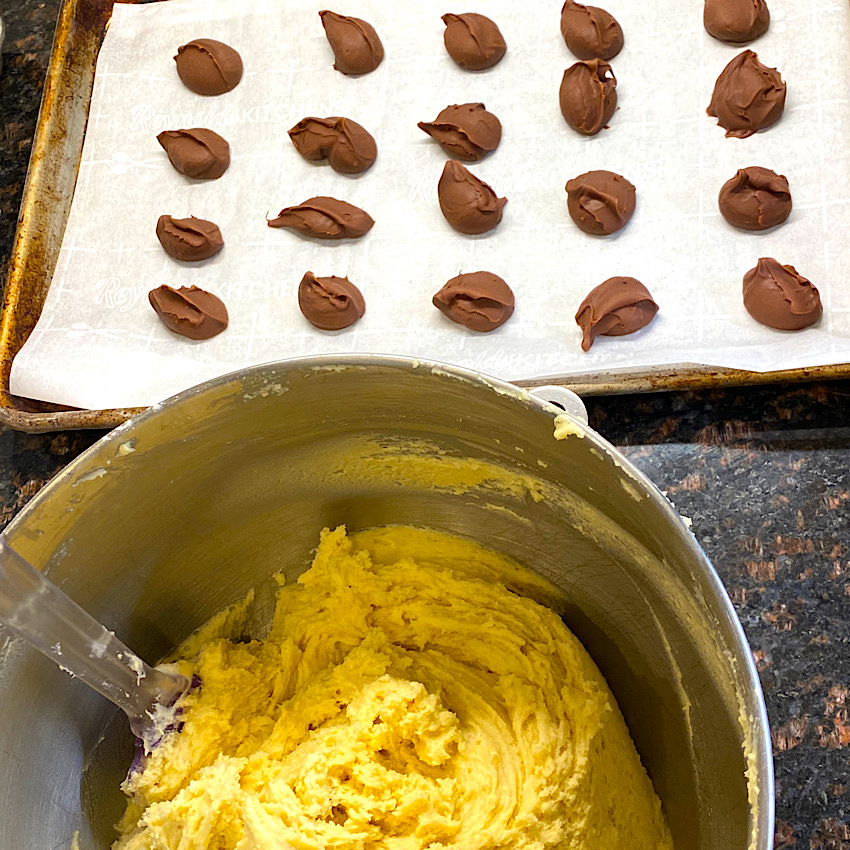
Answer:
[93,279,150,312]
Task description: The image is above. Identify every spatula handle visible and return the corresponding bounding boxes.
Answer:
[0,538,188,743]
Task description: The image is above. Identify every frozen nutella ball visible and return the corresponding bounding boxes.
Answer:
[560,59,617,136]
[708,50,786,138]
[743,258,822,330]
[319,11,384,75]
[298,272,365,330]
[174,39,243,95]
[719,166,791,231]
[157,128,230,180]
[289,117,377,175]
[418,103,502,161]
[433,271,514,332]
[156,215,224,262]
[442,13,506,71]
[148,285,228,340]
[560,0,624,61]
[438,160,507,235]
[575,277,658,351]
[268,197,374,240]
[566,170,635,236]
[704,0,770,44]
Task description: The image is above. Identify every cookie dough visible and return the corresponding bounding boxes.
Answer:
[743,258,822,330]
[298,272,366,330]
[155,215,224,261]
[319,11,384,75]
[267,197,374,240]
[565,170,636,235]
[174,39,243,96]
[148,285,228,340]
[157,129,230,180]
[704,0,770,44]
[560,0,624,61]
[438,160,507,235]
[718,166,791,231]
[433,271,515,331]
[418,103,502,161]
[288,117,377,174]
[442,13,506,70]
[114,526,674,850]
[560,59,617,136]
[575,276,658,350]
[707,50,786,138]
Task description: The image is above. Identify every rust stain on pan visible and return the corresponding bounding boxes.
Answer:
[0,0,146,432]
[0,0,847,433]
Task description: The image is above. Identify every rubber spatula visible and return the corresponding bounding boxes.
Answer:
[0,537,190,753]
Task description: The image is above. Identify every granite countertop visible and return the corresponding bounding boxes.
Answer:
[2,1,849,845]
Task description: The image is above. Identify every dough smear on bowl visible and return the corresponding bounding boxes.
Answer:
[114,526,674,850]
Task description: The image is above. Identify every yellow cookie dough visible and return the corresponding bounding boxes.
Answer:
[114,526,673,850]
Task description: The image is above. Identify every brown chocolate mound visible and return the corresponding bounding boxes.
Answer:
[433,271,515,332]
[156,215,224,262]
[418,103,502,162]
[559,59,617,136]
[566,170,636,236]
[157,128,230,180]
[438,160,507,235]
[560,0,624,61]
[575,277,658,351]
[289,117,377,175]
[704,0,770,44]
[442,13,506,71]
[719,166,791,231]
[174,39,243,96]
[319,11,384,75]
[148,285,228,340]
[268,197,374,240]
[299,272,365,330]
[743,258,822,330]
[708,50,786,138]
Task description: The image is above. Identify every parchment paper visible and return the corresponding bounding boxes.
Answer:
[10,0,850,409]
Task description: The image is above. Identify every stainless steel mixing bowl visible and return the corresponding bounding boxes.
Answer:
[0,356,772,849]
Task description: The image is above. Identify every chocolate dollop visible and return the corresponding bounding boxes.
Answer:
[442,13,506,71]
[298,272,365,330]
[565,170,635,236]
[708,50,786,138]
[418,103,502,161]
[718,166,791,231]
[267,197,374,240]
[148,285,228,340]
[433,271,515,332]
[157,128,230,180]
[174,39,243,96]
[575,277,658,351]
[559,59,617,136]
[560,0,624,61]
[319,11,384,75]
[156,215,224,262]
[438,160,507,235]
[289,117,377,175]
[704,0,770,44]
[743,258,822,330]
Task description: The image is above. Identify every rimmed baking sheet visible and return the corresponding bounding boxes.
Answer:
[2,0,849,429]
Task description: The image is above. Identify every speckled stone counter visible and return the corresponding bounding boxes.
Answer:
[2,1,849,846]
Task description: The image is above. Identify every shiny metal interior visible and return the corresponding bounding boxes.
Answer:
[0,356,773,848]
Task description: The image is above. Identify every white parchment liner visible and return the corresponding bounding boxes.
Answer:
[11,0,850,408]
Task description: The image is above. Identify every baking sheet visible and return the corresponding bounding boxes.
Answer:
[9,0,850,410]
